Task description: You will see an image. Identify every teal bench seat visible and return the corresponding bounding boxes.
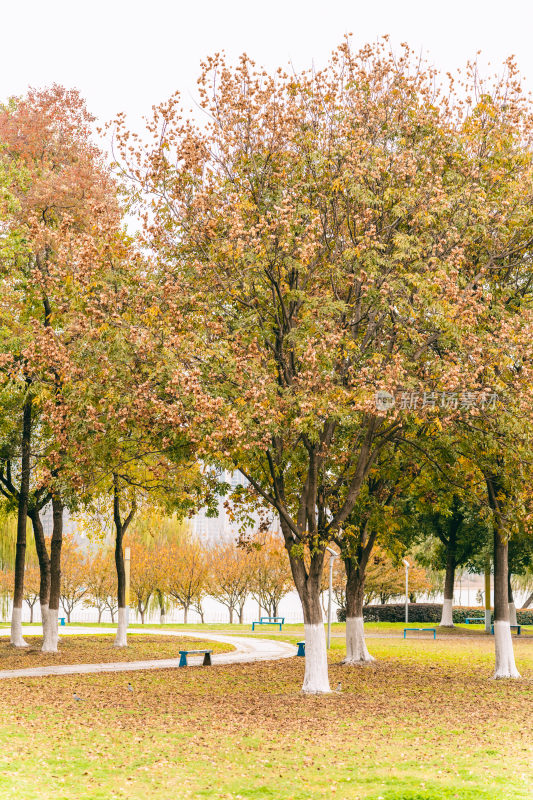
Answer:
[403,628,436,639]
[491,624,521,636]
[178,649,212,667]
[252,616,285,631]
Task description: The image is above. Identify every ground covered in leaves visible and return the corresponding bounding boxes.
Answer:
[0,635,233,669]
[0,635,531,799]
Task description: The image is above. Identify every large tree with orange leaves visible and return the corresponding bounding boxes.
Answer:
[117,41,520,691]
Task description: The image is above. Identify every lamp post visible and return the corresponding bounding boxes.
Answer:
[402,559,410,624]
[326,546,338,649]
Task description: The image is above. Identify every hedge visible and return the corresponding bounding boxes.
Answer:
[337,604,533,625]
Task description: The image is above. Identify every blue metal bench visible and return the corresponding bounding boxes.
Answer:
[252,616,285,631]
[59,618,66,626]
[178,649,212,667]
[296,641,305,657]
[465,617,484,624]
[491,624,521,636]
[403,628,436,639]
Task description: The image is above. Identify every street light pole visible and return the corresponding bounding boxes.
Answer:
[403,559,410,624]
[326,547,338,649]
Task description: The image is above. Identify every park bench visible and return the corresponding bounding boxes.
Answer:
[491,624,521,636]
[251,616,285,631]
[403,627,436,639]
[178,649,213,667]
[296,641,305,657]
[465,617,485,624]
[59,617,66,626]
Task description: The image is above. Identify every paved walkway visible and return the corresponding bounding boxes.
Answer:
[0,627,297,679]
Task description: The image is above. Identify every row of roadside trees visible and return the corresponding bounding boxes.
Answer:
[2,40,533,690]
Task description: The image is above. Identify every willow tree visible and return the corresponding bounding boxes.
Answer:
[120,41,495,692]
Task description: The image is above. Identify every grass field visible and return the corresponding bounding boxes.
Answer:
[0,628,531,799]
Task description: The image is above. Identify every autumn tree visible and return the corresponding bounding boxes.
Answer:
[163,535,208,624]
[59,537,87,623]
[128,539,160,624]
[248,531,292,618]
[84,548,116,623]
[119,40,509,692]
[208,539,252,624]
[0,85,125,650]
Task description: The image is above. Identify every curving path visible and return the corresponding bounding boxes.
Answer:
[0,626,297,679]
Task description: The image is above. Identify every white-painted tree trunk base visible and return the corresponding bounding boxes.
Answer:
[43,608,59,652]
[508,602,518,627]
[10,606,27,647]
[41,604,56,652]
[439,598,454,627]
[114,607,128,647]
[343,616,375,664]
[493,620,521,679]
[302,623,331,694]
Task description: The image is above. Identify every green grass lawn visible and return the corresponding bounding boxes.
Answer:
[0,632,531,799]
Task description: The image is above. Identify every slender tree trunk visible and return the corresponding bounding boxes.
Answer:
[440,531,456,627]
[343,555,375,664]
[113,475,135,647]
[11,395,32,648]
[484,553,492,632]
[229,606,234,624]
[46,494,63,652]
[183,605,188,625]
[114,520,127,646]
[157,590,166,624]
[29,604,34,624]
[287,540,330,694]
[521,591,533,610]
[493,525,520,678]
[98,609,102,624]
[508,572,517,627]
[29,508,52,649]
[238,604,244,624]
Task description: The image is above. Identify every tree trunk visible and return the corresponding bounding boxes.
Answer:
[183,605,188,625]
[11,396,32,648]
[343,555,374,665]
[114,520,127,646]
[521,591,533,610]
[493,525,520,678]
[98,609,102,624]
[238,604,244,624]
[29,604,34,624]
[46,495,63,651]
[508,572,517,627]
[229,607,234,624]
[30,509,52,650]
[484,553,492,633]
[139,604,145,625]
[287,540,330,694]
[157,590,166,624]
[440,535,456,627]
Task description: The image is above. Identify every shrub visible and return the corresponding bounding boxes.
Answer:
[336,604,533,625]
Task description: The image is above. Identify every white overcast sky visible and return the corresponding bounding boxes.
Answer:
[1,0,532,139]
